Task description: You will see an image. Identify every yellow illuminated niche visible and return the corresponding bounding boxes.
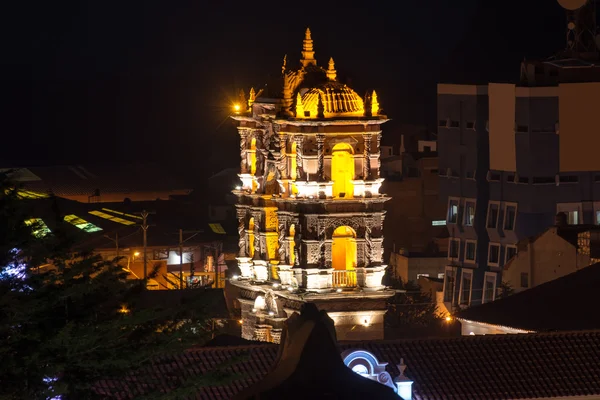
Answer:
[295,93,304,118]
[290,141,298,194]
[332,226,357,286]
[331,143,355,198]
[264,207,278,231]
[289,224,296,265]
[248,217,255,257]
[250,138,257,175]
[265,232,279,261]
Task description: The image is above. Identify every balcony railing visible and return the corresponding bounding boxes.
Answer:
[332,269,357,288]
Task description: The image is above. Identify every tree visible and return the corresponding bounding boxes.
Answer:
[0,176,220,399]
[385,276,442,339]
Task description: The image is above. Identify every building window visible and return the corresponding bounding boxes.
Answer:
[432,220,447,226]
[447,198,459,224]
[557,203,581,225]
[505,245,517,264]
[503,204,517,231]
[487,202,499,229]
[448,238,460,260]
[459,270,472,305]
[464,200,476,226]
[520,272,529,288]
[437,273,445,279]
[443,268,455,302]
[596,210,600,225]
[466,121,475,129]
[449,120,460,128]
[482,273,497,304]
[464,240,476,263]
[416,273,429,279]
[488,243,500,266]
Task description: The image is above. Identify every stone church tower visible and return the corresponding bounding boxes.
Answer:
[230,28,394,343]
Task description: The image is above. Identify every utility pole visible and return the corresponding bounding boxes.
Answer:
[104,232,119,259]
[139,210,156,281]
[175,229,203,289]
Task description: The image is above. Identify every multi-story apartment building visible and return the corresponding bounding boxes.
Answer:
[438,2,600,308]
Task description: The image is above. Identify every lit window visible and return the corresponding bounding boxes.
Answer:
[416,273,430,280]
[88,211,136,225]
[464,241,476,263]
[447,199,459,224]
[482,273,496,304]
[520,272,529,288]
[448,239,460,260]
[567,211,579,225]
[432,220,447,226]
[437,273,445,279]
[64,214,102,233]
[460,271,472,305]
[443,269,455,302]
[505,245,517,264]
[487,203,499,228]
[595,210,600,225]
[464,200,475,226]
[488,243,500,266]
[503,204,517,231]
[25,218,51,238]
[557,203,581,225]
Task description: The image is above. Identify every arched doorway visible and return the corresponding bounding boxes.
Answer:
[331,143,355,198]
[332,225,357,287]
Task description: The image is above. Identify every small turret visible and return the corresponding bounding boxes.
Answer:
[295,93,305,118]
[300,27,317,68]
[326,57,337,80]
[248,87,256,109]
[371,90,379,116]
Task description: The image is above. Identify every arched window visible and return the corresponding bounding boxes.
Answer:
[331,143,355,198]
[250,138,257,175]
[248,217,255,257]
[332,225,357,287]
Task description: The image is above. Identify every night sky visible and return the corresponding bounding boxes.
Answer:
[4,0,565,179]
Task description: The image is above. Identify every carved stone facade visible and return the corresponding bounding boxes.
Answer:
[231,28,395,343]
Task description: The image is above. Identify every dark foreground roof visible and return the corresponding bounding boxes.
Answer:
[96,331,600,400]
[458,262,600,332]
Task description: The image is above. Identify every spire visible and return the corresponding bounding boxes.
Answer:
[248,87,256,109]
[371,90,379,116]
[282,54,287,75]
[326,57,337,80]
[300,27,317,68]
[295,93,305,118]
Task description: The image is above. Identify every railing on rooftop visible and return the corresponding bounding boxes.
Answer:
[332,269,357,288]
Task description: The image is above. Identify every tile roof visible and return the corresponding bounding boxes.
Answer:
[458,262,600,332]
[95,331,600,400]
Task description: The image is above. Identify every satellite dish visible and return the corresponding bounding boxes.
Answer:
[557,0,588,10]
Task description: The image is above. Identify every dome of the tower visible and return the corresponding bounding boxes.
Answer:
[299,82,364,118]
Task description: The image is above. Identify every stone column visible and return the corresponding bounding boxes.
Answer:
[295,135,304,181]
[278,217,287,263]
[316,134,325,181]
[363,133,372,180]
[364,219,373,267]
[237,208,247,257]
[375,133,382,178]
[239,130,248,174]
[278,133,288,179]
[252,210,261,260]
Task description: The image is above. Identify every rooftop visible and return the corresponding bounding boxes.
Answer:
[458,262,600,332]
[95,330,600,400]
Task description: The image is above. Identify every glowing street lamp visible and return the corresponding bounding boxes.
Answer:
[233,103,241,113]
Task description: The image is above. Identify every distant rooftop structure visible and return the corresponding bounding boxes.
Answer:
[2,163,192,203]
[458,262,600,332]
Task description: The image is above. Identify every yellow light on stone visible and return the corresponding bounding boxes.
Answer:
[134,251,140,257]
[119,305,130,314]
[445,316,452,322]
[371,90,379,116]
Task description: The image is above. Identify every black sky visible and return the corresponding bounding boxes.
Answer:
[3,0,565,177]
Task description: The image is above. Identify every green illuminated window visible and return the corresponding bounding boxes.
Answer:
[88,210,136,225]
[64,214,103,232]
[25,218,51,238]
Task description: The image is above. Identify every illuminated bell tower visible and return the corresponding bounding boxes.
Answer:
[231,28,394,343]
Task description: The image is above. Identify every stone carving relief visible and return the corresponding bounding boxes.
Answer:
[237,207,247,257]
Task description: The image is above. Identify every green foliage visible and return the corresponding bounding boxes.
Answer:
[0,176,218,399]
[385,276,442,338]
[497,280,515,299]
